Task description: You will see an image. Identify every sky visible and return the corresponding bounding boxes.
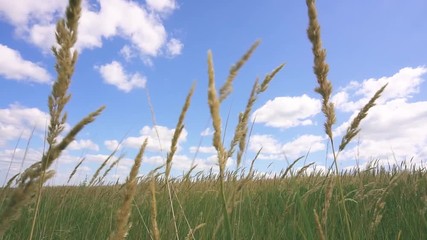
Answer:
[0,0,426,185]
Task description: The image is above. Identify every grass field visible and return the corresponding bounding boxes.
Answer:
[1,167,427,239]
[1,0,426,239]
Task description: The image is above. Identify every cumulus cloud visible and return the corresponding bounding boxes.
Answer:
[252,94,321,129]
[189,146,216,154]
[333,66,426,112]
[338,99,427,162]
[0,44,51,83]
[104,139,121,151]
[146,154,218,173]
[146,0,177,13]
[0,104,50,146]
[331,67,427,166]
[0,0,66,27]
[97,61,146,92]
[249,134,325,160]
[108,125,188,152]
[0,0,182,59]
[69,139,100,151]
[281,135,325,159]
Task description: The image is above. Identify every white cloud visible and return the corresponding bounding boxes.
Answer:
[249,134,282,155]
[0,0,66,27]
[333,66,427,112]
[0,0,182,59]
[146,0,177,13]
[200,127,213,136]
[119,45,136,61]
[69,139,99,151]
[97,61,146,92]
[339,99,427,162]
[120,125,188,152]
[166,38,183,56]
[189,146,217,154]
[0,44,51,83]
[104,139,121,151]
[0,104,50,146]
[252,94,321,128]
[331,67,427,167]
[281,135,325,159]
[249,134,325,160]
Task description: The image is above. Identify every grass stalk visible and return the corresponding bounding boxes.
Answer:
[109,139,148,240]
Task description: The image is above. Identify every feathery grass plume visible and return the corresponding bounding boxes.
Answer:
[219,40,260,102]
[109,138,148,240]
[89,142,120,186]
[338,83,388,152]
[306,0,336,142]
[163,84,195,240]
[207,50,232,239]
[234,64,284,167]
[67,157,85,184]
[47,0,82,147]
[0,0,106,236]
[305,1,354,238]
[99,154,125,184]
[165,83,196,180]
[150,175,160,240]
[207,51,227,172]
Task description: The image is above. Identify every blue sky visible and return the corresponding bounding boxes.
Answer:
[1,0,426,184]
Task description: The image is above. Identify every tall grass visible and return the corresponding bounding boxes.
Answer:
[0,0,423,239]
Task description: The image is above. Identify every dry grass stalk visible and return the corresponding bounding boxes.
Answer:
[47,0,82,147]
[150,175,160,240]
[109,139,148,240]
[207,51,227,174]
[89,142,121,186]
[99,154,124,184]
[321,177,335,236]
[67,157,85,184]
[230,64,284,167]
[165,83,196,180]
[0,0,106,236]
[338,84,388,152]
[219,40,260,102]
[314,209,326,240]
[306,0,336,142]
[185,223,207,240]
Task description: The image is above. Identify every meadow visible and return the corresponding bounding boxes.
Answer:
[1,0,426,239]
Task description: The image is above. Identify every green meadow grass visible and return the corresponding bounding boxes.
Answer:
[1,0,426,239]
[1,169,427,239]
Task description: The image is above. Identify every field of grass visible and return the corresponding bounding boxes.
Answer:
[1,0,426,239]
[1,168,427,239]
